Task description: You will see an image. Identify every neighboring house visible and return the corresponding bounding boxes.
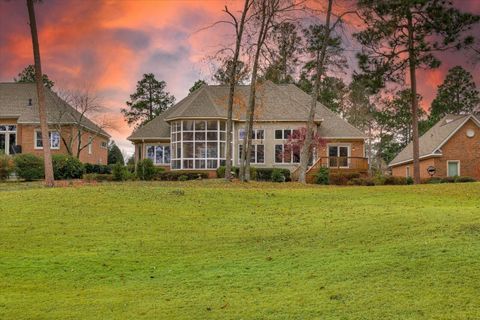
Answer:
[128,81,367,180]
[389,114,480,180]
[0,82,110,164]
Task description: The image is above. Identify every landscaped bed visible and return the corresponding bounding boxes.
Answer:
[1,181,479,319]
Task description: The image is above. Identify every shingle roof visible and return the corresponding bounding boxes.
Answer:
[129,81,365,140]
[0,82,110,137]
[389,114,480,166]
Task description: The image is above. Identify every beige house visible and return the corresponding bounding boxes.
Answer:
[128,81,367,178]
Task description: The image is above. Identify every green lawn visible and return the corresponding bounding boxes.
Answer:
[1,181,479,319]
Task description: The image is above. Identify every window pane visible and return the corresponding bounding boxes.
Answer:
[207,120,217,130]
[195,142,206,158]
[257,145,264,163]
[207,159,217,168]
[50,132,60,148]
[172,160,180,169]
[207,142,217,158]
[155,146,163,164]
[0,125,6,131]
[36,131,43,147]
[329,146,338,157]
[292,146,300,163]
[183,142,194,158]
[195,159,206,169]
[219,121,226,131]
[183,132,194,141]
[164,146,171,163]
[183,120,194,131]
[195,132,205,141]
[183,159,193,169]
[220,142,226,158]
[207,132,217,141]
[250,147,256,163]
[284,129,292,139]
[275,130,282,139]
[171,133,176,142]
[275,145,283,163]
[195,120,205,130]
[7,125,16,132]
[220,132,226,141]
[284,145,291,163]
[256,130,264,140]
[147,146,155,161]
[176,144,181,159]
[339,146,349,157]
[239,129,245,140]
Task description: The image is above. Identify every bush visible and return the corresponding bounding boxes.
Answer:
[216,166,259,180]
[315,167,330,185]
[329,172,361,185]
[0,153,14,181]
[112,163,130,181]
[14,154,44,181]
[83,173,113,182]
[454,176,476,183]
[84,163,112,174]
[271,168,286,182]
[158,171,209,181]
[383,176,407,185]
[52,155,84,180]
[406,177,414,185]
[136,159,156,180]
[348,177,375,186]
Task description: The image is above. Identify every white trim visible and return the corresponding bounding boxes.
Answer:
[327,143,351,168]
[447,160,461,177]
[389,153,443,167]
[34,129,60,150]
[18,121,111,138]
[434,115,480,152]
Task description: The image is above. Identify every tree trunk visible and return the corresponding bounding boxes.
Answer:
[225,0,250,180]
[27,0,54,187]
[298,0,333,183]
[407,11,421,184]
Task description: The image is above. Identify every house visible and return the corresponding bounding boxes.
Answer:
[0,82,110,164]
[389,114,480,180]
[128,81,367,180]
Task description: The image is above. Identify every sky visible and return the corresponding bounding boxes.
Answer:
[1,0,479,156]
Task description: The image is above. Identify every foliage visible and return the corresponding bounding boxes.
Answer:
[255,168,290,182]
[424,176,477,184]
[216,166,257,180]
[52,155,85,180]
[14,64,54,89]
[429,66,480,124]
[0,153,15,181]
[112,163,130,181]
[83,173,114,182]
[121,73,175,127]
[14,154,44,181]
[188,80,207,94]
[84,163,112,174]
[212,60,250,85]
[1,182,480,318]
[315,166,330,185]
[158,171,208,181]
[136,158,156,181]
[329,172,361,186]
[107,141,124,165]
[270,169,285,182]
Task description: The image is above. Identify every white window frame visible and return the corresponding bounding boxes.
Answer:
[274,129,294,140]
[406,166,410,178]
[238,144,265,164]
[145,144,171,165]
[0,124,17,155]
[34,130,60,150]
[239,128,264,140]
[88,136,93,155]
[447,160,460,177]
[274,144,300,164]
[327,144,351,168]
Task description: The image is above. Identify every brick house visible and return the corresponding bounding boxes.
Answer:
[0,83,110,164]
[128,81,367,180]
[389,114,480,180]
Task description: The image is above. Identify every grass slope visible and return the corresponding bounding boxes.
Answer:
[1,181,479,319]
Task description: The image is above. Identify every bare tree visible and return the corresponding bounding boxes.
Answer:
[52,87,113,159]
[239,0,300,182]
[26,0,54,187]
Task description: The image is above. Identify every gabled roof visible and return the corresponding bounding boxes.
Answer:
[129,81,366,140]
[389,114,480,167]
[0,82,110,137]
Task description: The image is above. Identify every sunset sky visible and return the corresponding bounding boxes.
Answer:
[1,0,479,156]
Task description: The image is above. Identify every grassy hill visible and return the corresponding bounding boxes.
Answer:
[1,181,479,319]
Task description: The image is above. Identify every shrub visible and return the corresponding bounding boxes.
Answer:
[424,177,442,184]
[14,154,44,181]
[271,168,286,182]
[84,163,112,174]
[406,176,414,185]
[348,177,375,186]
[383,176,407,185]
[52,155,84,180]
[328,172,361,185]
[0,153,14,181]
[216,166,259,180]
[112,163,130,181]
[136,159,156,180]
[178,175,188,181]
[158,171,209,181]
[83,173,113,182]
[454,176,476,183]
[315,167,329,185]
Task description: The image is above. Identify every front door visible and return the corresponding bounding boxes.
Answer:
[328,145,349,167]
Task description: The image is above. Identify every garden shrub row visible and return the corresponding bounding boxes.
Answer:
[423,176,476,184]
[84,163,112,174]
[216,166,290,182]
[315,167,415,186]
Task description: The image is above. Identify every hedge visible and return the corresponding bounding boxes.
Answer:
[158,171,208,181]
[84,163,112,174]
[216,166,290,182]
[14,154,45,181]
[52,155,85,180]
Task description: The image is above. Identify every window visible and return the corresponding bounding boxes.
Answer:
[35,130,60,149]
[100,141,108,149]
[239,129,264,140]
[238,144,264,164]
[0,124,17,155]
[88,136,93,155]
[170,120,226,170]
[274,129,292,140]
[406,166,410,178]
[146,145,171,164]
[447,161,460,177]
[328,145,350,167]
[274,144,300,164]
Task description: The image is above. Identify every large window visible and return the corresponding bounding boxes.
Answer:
[146,145,171,164]
[274,144,300,164]
[275,129,298,140]
[0,125,17,155]
[328,145,350,167]
[239,129,264,140]
[171,120,227,170]
[35,130,60,149]
[238,144,264,164]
